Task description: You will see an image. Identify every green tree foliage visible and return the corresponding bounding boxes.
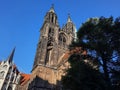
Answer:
[62,54,107,90]
[62,16,120,90]
[108,60,120,89]
[74,16,120,87]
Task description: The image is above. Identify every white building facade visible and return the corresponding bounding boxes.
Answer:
[0,48,21,90]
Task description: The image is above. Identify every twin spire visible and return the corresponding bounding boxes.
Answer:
[6,7,72,64]
[49,4,72,23]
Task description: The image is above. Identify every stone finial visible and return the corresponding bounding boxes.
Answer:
[49,4,55,13]
[67,13,72,22]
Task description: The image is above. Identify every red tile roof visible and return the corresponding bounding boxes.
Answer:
[57,47,87,67]
[20,73,31,86]
[62,47,87,60]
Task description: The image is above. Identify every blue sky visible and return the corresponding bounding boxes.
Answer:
[0,0,120,73]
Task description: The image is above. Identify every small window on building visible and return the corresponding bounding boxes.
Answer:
[8,85,12,90]
[0,71,5,77]
[51,13,54,23]
[3,65,7,69]
[59,33,67,47]
[48,28,54,37]
[6,73,10,80]
[2,83,7,90]
[52,16,54,23]
[11,76,14,82]
[9,66,12,71]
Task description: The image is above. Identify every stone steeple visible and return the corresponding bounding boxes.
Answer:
[30,6,76,90]
[61,14,76,44]
[7,47,15,63]
[33,5,59,69]
[44,4,58,25]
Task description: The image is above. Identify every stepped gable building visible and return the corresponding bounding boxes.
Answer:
[27,6,77,90]
[0,48,21,90]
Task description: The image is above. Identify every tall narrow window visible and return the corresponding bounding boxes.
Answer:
[63,36,66,46]
[0,71,5,77]
[2,83,7,90]
[8,86,12,90]
[45,49,51,65]
[48,28,54,37]
[49,28,52,33]
[45,43,53,65]
[59,33,67,47]
[51,14,54,23]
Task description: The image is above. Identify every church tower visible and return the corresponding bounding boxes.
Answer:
[29,5,76,90]
[33,5,59,68]
[62,14,76,45]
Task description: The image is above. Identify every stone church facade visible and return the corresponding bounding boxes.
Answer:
[0,6,77,90]
[0,6,89,90]
[27,6,76,90]
[0,6,100,90]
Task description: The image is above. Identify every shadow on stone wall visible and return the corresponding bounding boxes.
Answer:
[28,76,62,90]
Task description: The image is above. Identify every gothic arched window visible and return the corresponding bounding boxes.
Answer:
[63,37,66,43]
[48,28,54,43]
[9,66,12,71]
[8,85,12,90]
[45,49,51,65]
[2,83,7,90]
[59,33,67,47]
[6,73,10,80]
[45,43,53,65]
[52,14,54,23]
[11,75,14,82]
[48,28,54,37]
[49,28,52,33]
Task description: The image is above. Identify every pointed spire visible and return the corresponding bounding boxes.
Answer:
[7,47,15,63]
[49,4,55,13]
[67,13,72,22]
